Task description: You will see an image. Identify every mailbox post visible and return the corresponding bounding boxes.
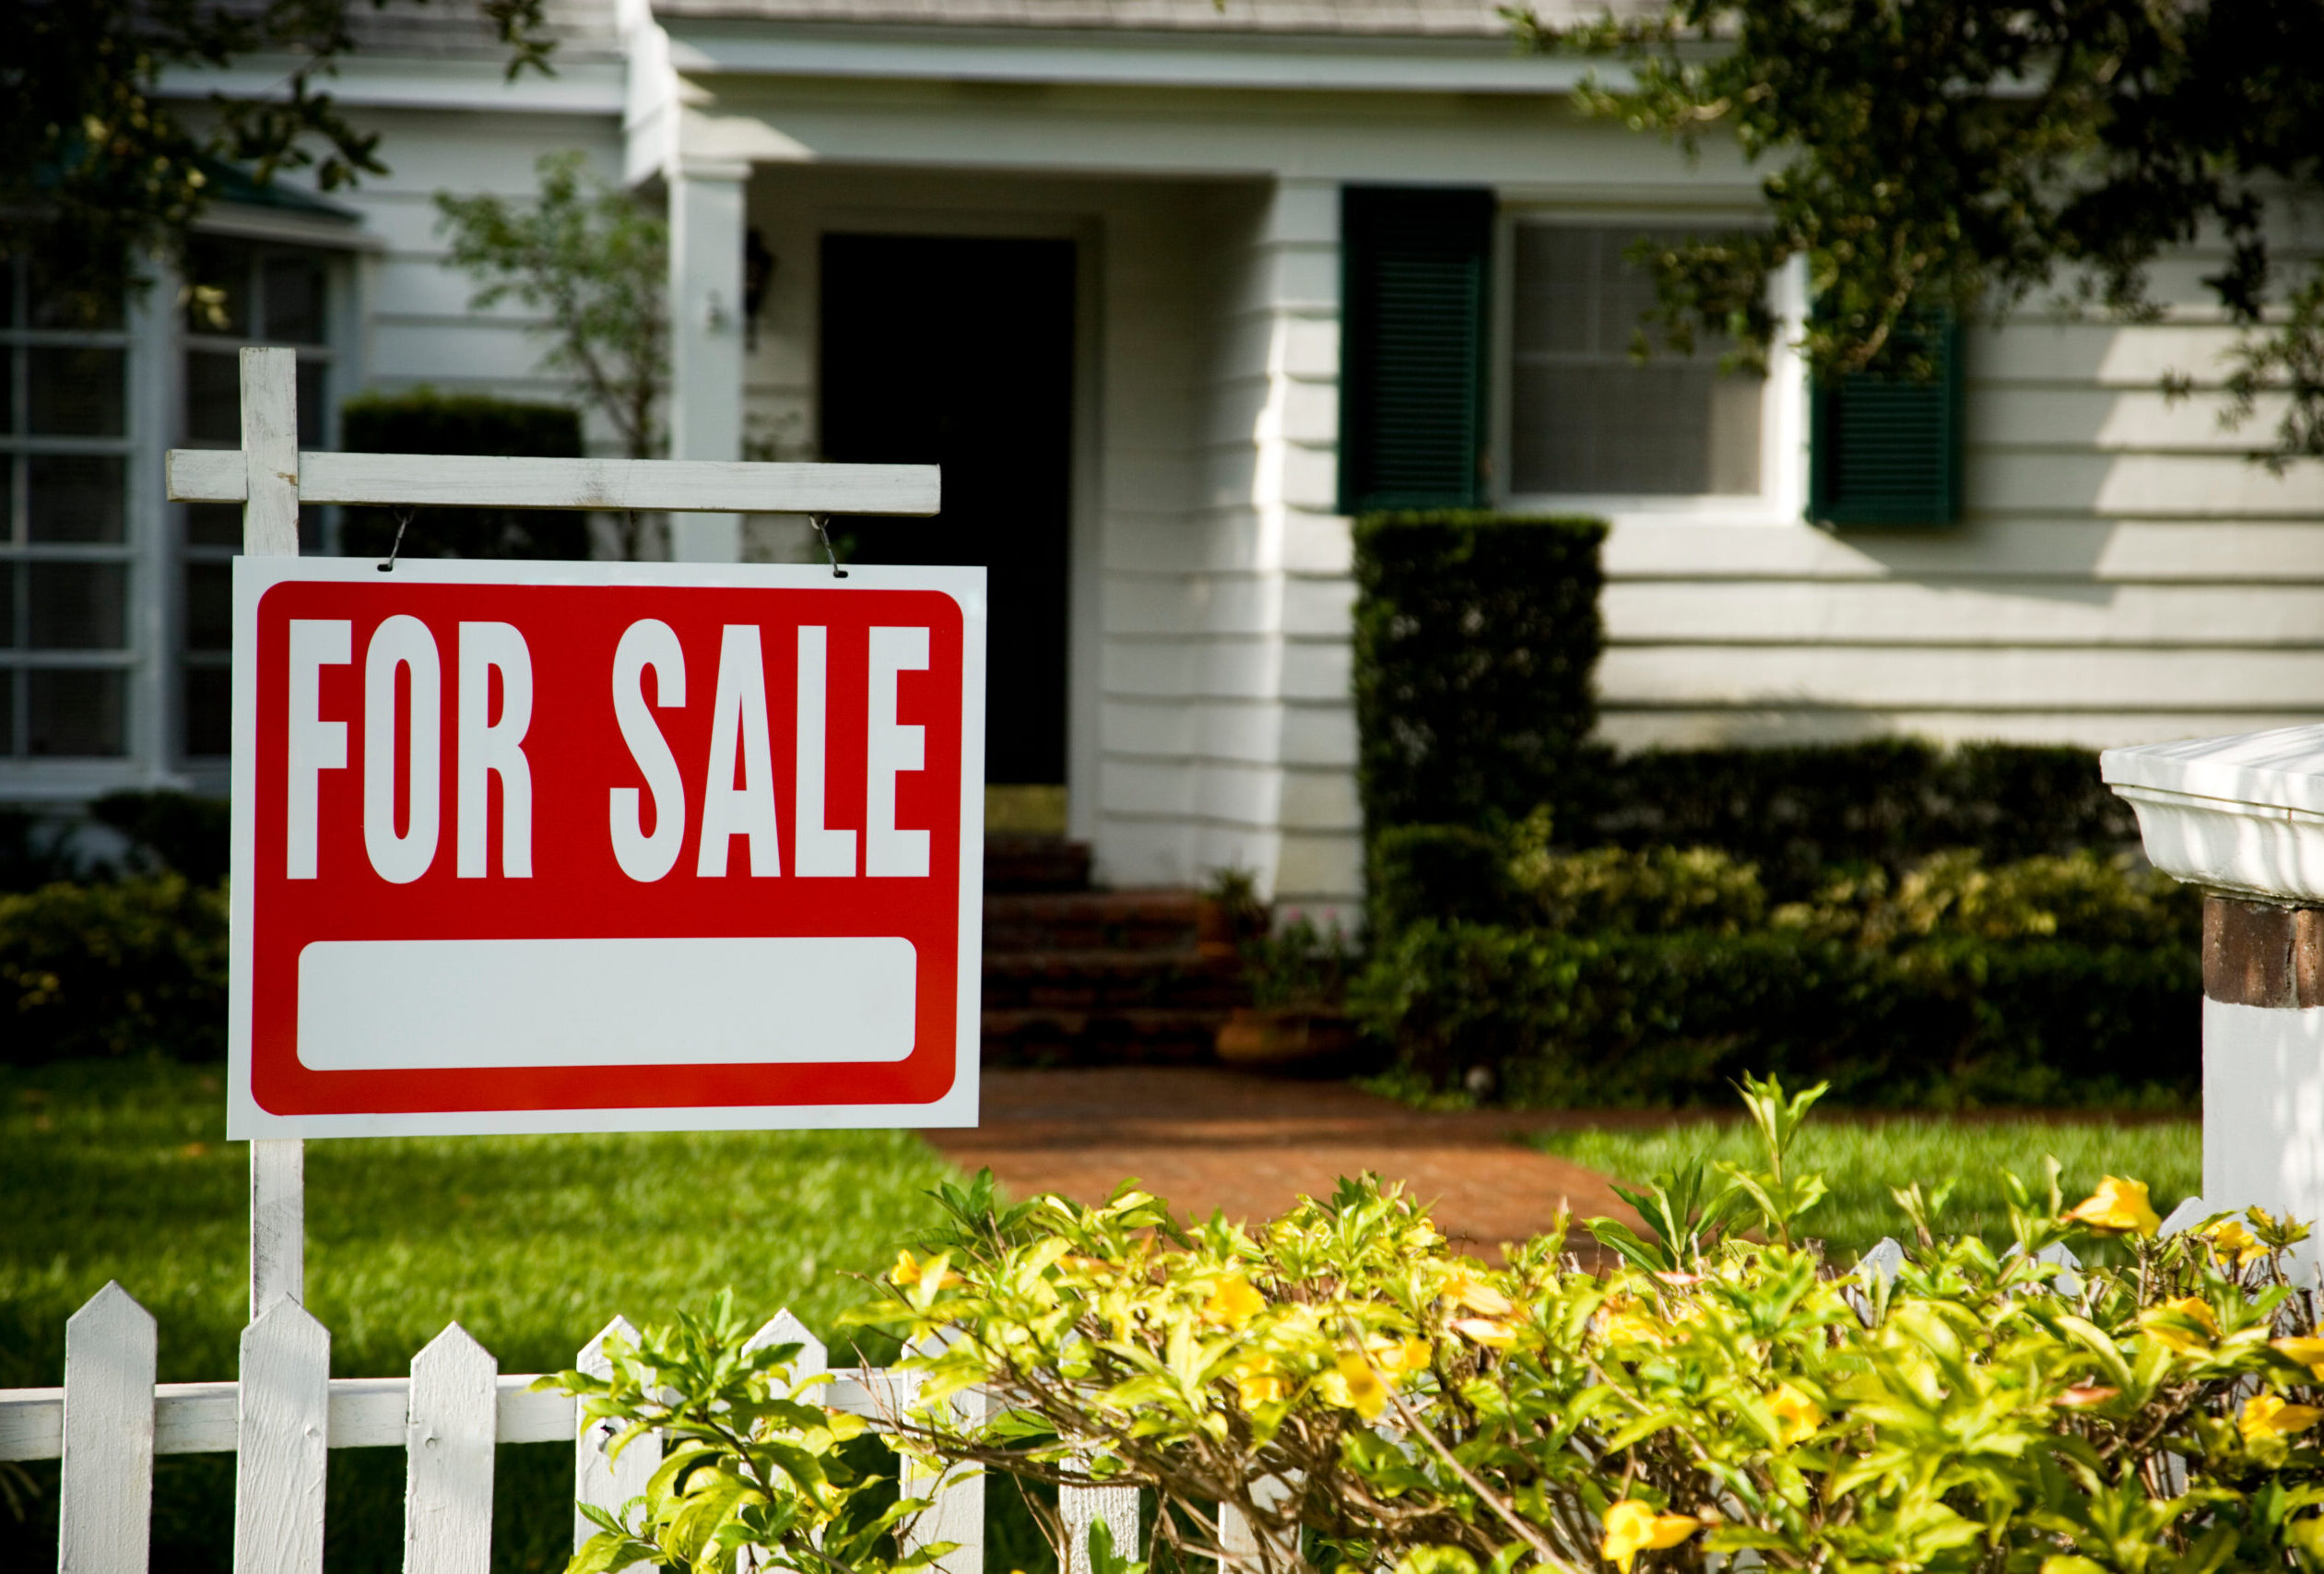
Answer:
[2105,726,2324,1253]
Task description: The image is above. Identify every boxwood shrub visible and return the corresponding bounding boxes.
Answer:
[0,876,228,1064]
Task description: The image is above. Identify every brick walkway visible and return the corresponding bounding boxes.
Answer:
[926,1067,1648,1262]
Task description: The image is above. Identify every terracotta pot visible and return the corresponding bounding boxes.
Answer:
[1195,898,1258,963]
[1214,1007,1359,1073]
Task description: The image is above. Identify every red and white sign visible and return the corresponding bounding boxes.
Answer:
[228,559,986,1138]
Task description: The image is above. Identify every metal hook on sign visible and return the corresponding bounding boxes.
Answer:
[377,509,415,573]
[811,514,849,579]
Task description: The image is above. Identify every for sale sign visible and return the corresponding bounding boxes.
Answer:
[228,559,985,1138]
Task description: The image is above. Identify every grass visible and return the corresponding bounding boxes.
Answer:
[1534,1115,2201,1262]
[0,1057,963,1574]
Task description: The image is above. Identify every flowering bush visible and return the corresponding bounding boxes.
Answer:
[848,1076,2324,1574]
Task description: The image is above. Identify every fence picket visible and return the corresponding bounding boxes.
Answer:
[902,1334,985,1574]
[574,1317,657,1556]
[745,1309,825,1380]
[1218,1474,1295,1573]
[234,1298,330,1574]
[57,1282,157,1574]
[1061,1476,1139,1574]
[404,1325,498,1574]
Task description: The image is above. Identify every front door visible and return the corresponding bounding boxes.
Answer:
[819,232,1076,790]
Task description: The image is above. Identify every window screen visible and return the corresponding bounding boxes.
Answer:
[1508,224,1764,496]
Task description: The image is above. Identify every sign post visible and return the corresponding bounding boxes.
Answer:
[171,349,968,1318]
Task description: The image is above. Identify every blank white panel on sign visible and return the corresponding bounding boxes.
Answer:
[296,937,918,1070]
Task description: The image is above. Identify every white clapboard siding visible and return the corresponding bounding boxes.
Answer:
[1600,645,2324,713]
[165,449,940,516]
[58,1283,157,1574]
[1603,581,2324,647]
[574,1317,657,1556]
[235,1299,331,1574]
[405,1326,498,1574]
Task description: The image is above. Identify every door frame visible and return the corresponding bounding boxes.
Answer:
[806,205,1104,840]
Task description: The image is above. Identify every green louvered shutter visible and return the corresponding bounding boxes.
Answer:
[1808,311,1964,526]
[1339,186,1494,515]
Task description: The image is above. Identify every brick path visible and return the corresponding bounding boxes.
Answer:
[926,1067,1649,1262]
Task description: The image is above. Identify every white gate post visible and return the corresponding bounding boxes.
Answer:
[241,346,307,1319]
[2106,728,2324,1263]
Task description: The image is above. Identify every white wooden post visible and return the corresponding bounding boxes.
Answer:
[405,1324,498,1574]
[575,1317,657,1556]
[667,160,749,564]
[1218,1474,1293,1574]
[242,346,306,1320]
[56,1283,158,1574]
[234,1297,331,1574]
[901,1333,985,1574]
[2106,726,2324,1270]
[1060,1476,1138,1574]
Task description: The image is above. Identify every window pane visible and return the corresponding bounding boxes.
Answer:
[0,346,12,434]
[29,256,124,331]
[184,666,231,757]
[28,347,126,436]
[183,237,253,337]
[186,350,241,444]
[185,562,232,652]
[1508,222,1764,497]
[0,562,14,645]
[28,669,125,756]
[0,672,13,755]
[29,562,127,649]
[296,359,325,445]
[187,503,242,547]
[28,456,125,542]
[264,255,326,345]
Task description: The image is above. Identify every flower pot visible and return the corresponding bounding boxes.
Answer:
[1214,1007,1360,1075]
[1195,898,1261,963]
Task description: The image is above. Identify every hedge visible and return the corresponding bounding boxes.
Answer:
[340,388,588,561]
[1351,919,2200,1109]
[1351,512,1605,837]
[1,877,228,1063]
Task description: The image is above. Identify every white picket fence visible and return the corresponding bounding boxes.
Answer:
[0,1282,1138,1574]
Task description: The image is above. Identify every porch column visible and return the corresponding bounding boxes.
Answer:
[2105,728,2324,1260]
[667,160,748,562]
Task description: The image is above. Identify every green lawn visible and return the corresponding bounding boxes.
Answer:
[0,1058,962,1574]
[1535,1116,2201,1262]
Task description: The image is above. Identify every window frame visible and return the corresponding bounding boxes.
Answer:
[1489,204,1810,526]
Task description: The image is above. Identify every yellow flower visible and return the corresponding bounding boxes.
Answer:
[2205,1218,2268,1268]
[2273,1336,2324,1380]
[2062,1176,2162,1237]
[1370,1335,1433,1375]
[1451,1317,1516,1349]
[1768,1384,1821,1448]
[2243,1392,2324,1440]
[1445,1275,1516,1317]
[1202,1275,1266,1326]
[1230,1356,1289,1409]
[2139,1296,2220,1354]
[1599,1500,1700,1572]
[1334,1350,1388,1420]
[891,1249,961,1289]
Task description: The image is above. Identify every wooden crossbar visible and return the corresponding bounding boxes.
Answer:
[165,449,942,515]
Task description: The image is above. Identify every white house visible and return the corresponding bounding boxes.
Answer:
[7,0,2320,913]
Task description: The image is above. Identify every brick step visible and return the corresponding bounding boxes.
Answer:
[985,890,1203,953]
[982,949,1247,1012]
[981,1007,1228,1068]
[985,834,1091,894]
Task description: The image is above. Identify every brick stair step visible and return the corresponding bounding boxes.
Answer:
[982,949,1246,1012]
[985,834,1091,894]
[985,890,1203,953]
[982,1007,1228,1067]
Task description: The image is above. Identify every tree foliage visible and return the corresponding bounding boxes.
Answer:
[1512,0,2324,460]
[4,0,554,317]
[434,151,669,537]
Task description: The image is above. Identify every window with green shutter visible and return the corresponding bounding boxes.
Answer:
[1808,310,1964,527]
[1339,186,1494,515]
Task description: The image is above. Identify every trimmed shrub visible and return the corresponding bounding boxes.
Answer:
[0,877,228,1063]
[1351,918,2199,1108]
[1574,739,2140,899]
[340,388,588,561]
[1367,823,1517,931]
[1351,512,1605,838]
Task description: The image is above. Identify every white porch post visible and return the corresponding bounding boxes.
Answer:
[667,160,749,562]
[2105,728,2324,1260]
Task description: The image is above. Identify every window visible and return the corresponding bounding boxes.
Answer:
[1506,223,1764,498]
[178,236,335,759]
[1339,186,1494,515]
[0,253,133,757]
